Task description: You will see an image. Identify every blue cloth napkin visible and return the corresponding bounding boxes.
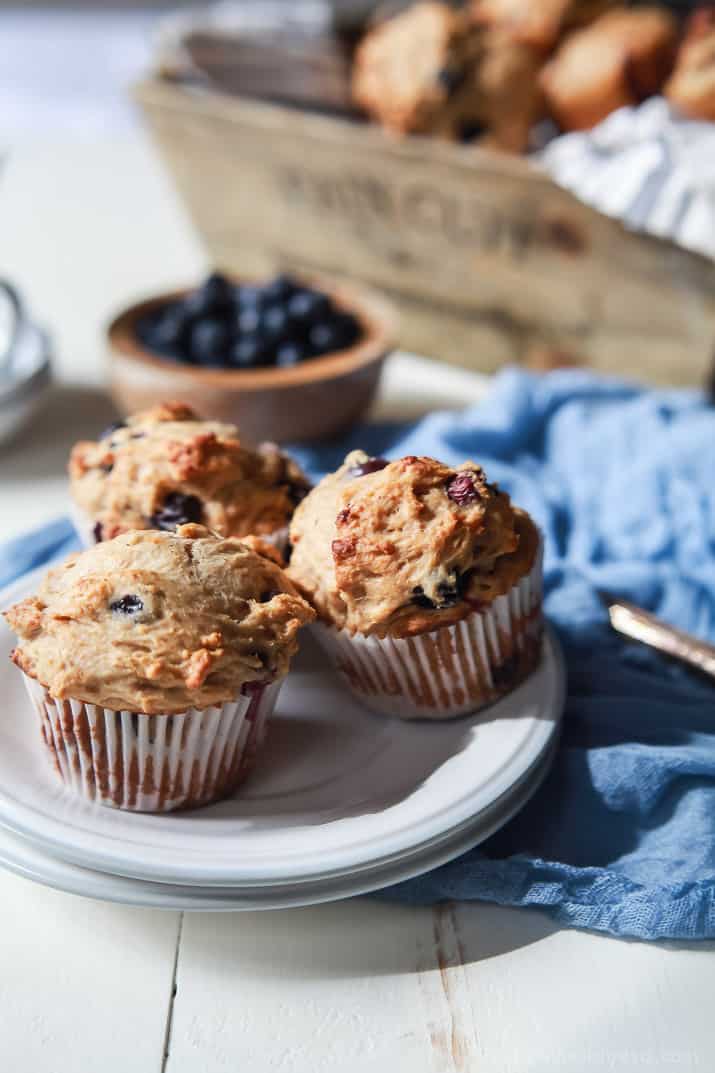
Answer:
[2,368,715,940]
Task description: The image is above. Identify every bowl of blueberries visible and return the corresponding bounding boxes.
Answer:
[107,270,394,442]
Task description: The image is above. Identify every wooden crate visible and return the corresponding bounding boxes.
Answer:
[136,77,715,386]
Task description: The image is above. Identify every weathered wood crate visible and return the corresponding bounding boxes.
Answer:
[136,77,715,386]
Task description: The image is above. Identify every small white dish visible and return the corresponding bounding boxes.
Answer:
[0,569,564,890]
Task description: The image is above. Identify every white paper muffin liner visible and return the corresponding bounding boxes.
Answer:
[22,674,283,812]
[69,503,289,556]
[312,541,543,721]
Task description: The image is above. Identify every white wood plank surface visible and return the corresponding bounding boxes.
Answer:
[0,871,180,1072]
[166,901,715,1073]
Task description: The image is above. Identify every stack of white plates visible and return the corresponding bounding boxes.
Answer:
[0,570,565,911]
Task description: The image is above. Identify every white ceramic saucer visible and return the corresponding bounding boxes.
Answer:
[0,570,565,891]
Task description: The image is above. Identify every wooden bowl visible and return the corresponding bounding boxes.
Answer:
[107,278,394,443]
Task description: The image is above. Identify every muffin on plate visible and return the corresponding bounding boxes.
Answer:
[3,525,315,812]
[288,452,542,720]
[68,401,310,552]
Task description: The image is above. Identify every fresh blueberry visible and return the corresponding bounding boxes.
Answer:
[287,290,330,323]
[182,272,233,318]
[308,320,340,354]
[188,318,230,366]
[110,594,144,615]
[237,284,263,307]
[446,472,479,505]
[230,336,272,368]
[146,304,190,353]
[135,313,155,347]
[308,313,359,355]
[276,341,306,367]
[347,456,389,478]
[200,272,234,309]
[236,307,262,336]
[150,492,203,531]
[261,273,299,303]
[134,275,363,370]
[262,305,290,339]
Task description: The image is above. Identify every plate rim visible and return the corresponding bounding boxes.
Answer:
[0,733,559,910]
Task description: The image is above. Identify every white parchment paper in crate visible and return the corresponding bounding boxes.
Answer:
[539,97,715,262]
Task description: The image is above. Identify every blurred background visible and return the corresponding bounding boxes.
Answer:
[2,0,715,534]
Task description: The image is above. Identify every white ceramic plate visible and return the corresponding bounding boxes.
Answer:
[0,570,564,888]
[0,733,558,910]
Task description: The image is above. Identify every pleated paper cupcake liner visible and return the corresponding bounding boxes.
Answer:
[313,542,543,721]
[70,503,289,555]
[22,674,282,812]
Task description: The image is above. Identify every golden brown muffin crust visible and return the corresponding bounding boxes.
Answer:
[539,6,678,131]
[352,1,484,135]
[69,403,310,543]
[470,0,617,51]
[288,451,538,638]
[468,28,545,152]
[4,525,314,714]
[665,8,715,121]
[352,1,544,152]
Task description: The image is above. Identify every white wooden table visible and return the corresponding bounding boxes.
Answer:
[0,136,713,1073]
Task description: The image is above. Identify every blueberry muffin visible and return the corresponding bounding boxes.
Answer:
[68,401,310,550]
[352,1,543,152]
[352,1,484,137]
[539,6,678,131]
[468,28,545,153]
[288,452,542,719]
[665,8,715,122]
[4,524,315,811]
[470,0,617,52]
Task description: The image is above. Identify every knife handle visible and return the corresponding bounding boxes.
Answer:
[607,601,715,681]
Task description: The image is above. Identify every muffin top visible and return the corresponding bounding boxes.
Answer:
[288,451,538,637]
[352,1,483,135]
[69,401,310,543]
[4,525,315,714]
